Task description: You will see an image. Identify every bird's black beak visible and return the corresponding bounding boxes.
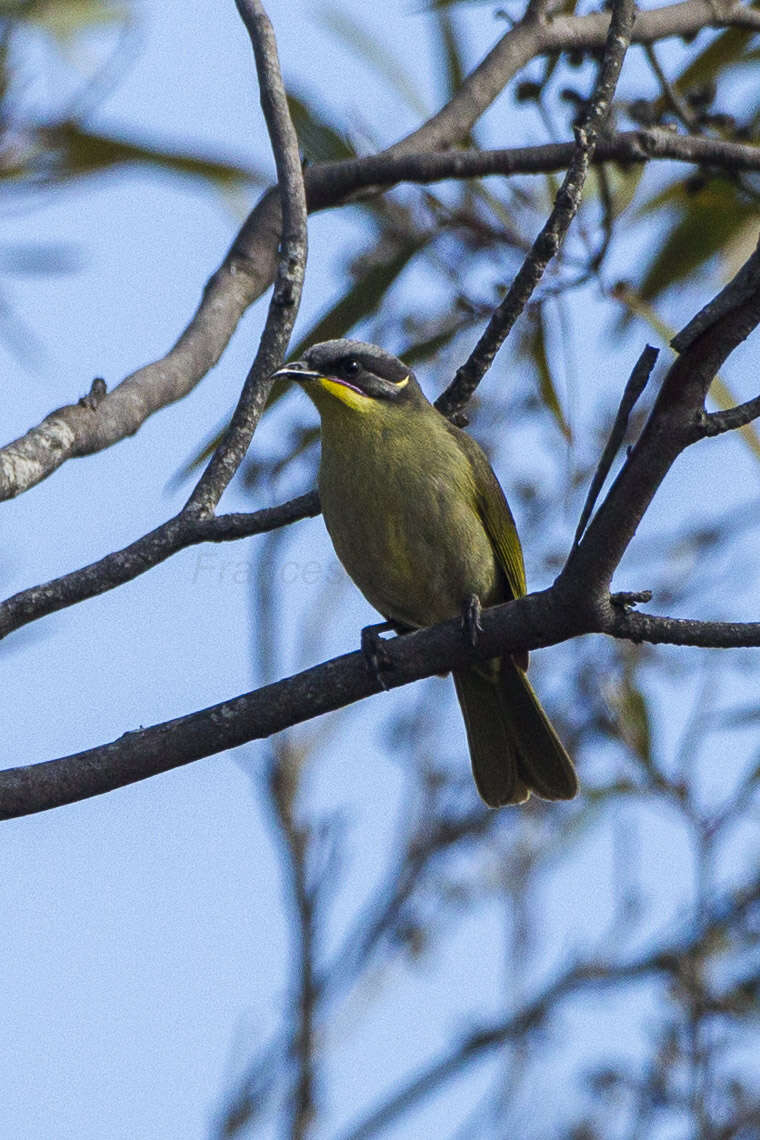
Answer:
[271,359,321,382]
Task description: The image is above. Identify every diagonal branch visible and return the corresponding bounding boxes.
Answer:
[185,0,307,516]
[562,243,760,600]
[0,492,320,642]
[573,345,659,548]
[438,0,637,415]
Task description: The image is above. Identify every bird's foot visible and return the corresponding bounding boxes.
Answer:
[461,594,483,647]
[361,621,396,690]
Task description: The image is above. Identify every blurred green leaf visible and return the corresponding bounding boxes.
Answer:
[3,0,129,36]
[517,305,571,440]
[399,318,470,368]
[637,179,757,302]
[608,667,652,767]
[670,25,760,96]
[601,160,646,220]
[435,7,466,102]
[286,91,355,164]
[12,121,262,189]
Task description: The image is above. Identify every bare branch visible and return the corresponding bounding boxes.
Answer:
[435,0,637,417]
[602,609,760,648]
[700,394,760,437]
[0,586,581,820]
[6,580,760,820]
[390,0,760,157]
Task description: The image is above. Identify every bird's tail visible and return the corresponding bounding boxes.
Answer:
[453,657,577,808]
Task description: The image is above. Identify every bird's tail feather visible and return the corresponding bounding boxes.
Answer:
[454,657,577,808]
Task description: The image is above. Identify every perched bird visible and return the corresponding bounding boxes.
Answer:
[273,339,577,807]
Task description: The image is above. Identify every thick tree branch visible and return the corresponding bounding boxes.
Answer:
[436,0,636,416]
[2,0,757,500]
[5,586,760,820]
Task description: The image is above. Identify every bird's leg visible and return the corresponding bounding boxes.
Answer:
[461,594,483,647]
[361,620,397,690]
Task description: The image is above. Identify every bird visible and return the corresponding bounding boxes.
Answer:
[272,339,577,807]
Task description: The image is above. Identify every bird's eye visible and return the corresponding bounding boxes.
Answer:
[340,357,360,377]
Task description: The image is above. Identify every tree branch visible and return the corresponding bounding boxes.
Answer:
[5,583,760,820]
[435,0,637,416]
[185,0,307,516]
[601,609,760,648]
[562,242,760,598]
[573,345,659,547]
[700,394,760,437]
[336,867,760,1140]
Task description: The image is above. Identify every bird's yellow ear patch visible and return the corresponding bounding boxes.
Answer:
[317,377,372,411]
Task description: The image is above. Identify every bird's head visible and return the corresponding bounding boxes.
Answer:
[272,339,427,416]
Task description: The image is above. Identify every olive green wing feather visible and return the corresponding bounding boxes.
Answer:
[449,425,527,600]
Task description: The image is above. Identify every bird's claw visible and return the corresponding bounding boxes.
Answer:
[461,594,483,647]
[361,622,395,690]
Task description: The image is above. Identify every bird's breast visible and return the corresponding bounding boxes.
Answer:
[318,420,503,628]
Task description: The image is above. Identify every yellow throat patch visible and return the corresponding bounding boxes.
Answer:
[317,374,408,411]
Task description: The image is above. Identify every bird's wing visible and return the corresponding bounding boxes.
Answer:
[451,425,527,601]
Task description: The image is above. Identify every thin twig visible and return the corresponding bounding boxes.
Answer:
[268,744,318,1140]
[435,0,637,417]
[700,394,760,436]
[335,869,760,1140]
[644,42,700,130]
[573,345,659,548]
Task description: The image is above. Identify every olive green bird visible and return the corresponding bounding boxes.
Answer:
[273,340,577,807]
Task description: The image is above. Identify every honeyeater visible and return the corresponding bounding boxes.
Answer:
[273,339,577,807]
